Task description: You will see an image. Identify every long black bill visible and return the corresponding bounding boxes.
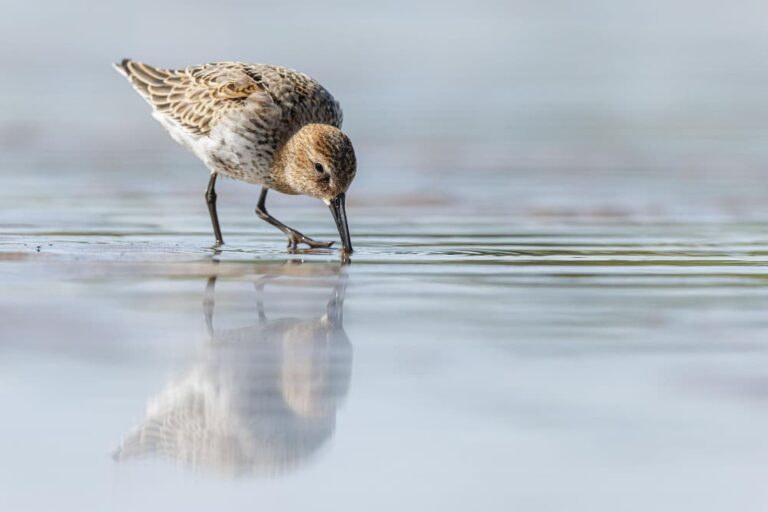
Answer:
[329,193,353,253]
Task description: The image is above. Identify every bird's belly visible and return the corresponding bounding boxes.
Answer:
[206,147,272,185]
[202,116,279,185]
[196,135,277,186]
[153,108,282,186]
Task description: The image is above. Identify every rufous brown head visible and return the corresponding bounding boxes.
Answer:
[279,124,356,252]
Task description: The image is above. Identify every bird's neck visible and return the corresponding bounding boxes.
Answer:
[270,129,313,195]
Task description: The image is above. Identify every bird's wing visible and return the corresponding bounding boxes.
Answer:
[255,65,344,129]
[114,59,271,136]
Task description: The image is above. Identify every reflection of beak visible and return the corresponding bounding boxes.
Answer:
[328,193,353,253]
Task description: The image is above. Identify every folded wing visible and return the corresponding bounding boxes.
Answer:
[114,59,267,136]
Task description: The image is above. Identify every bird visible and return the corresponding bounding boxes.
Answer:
[113,59,356,254]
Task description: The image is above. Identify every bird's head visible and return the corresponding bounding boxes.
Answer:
[278,124,357,253]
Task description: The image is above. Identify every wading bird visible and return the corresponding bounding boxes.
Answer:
[114,59,355,254]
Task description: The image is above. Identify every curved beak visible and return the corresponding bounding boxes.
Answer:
[329,193,353,253]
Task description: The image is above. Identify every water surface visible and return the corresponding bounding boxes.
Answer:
[2,159,768,512]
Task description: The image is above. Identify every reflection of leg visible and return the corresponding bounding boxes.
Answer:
[254,279,268,323]
[204,276,216,337]
[255,187,334,251]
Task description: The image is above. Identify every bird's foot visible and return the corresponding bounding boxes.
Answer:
[286,231,334,252]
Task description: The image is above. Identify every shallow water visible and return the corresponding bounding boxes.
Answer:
[2,159,768,511]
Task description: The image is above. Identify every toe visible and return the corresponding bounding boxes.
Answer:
[304,239,334,249]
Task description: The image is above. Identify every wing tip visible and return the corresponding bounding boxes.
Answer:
[113,58,132,77]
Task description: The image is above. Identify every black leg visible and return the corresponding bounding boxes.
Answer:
[205,174,224,246]
[255,187,334,251]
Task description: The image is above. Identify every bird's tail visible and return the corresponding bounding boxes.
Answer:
[112,58,171,101]
[111,57,131,77]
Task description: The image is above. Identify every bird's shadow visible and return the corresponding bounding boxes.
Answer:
[113,261,353,477]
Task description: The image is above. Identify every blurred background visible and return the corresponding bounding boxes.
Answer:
[2,1,768,511]
[2,0,767,200]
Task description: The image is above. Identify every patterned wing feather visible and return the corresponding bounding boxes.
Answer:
[115,59,267,136]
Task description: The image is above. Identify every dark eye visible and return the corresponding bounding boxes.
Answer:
[314,162,325,173]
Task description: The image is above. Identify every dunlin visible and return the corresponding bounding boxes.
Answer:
[113,59,356,253]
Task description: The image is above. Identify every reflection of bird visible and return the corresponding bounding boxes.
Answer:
[113,59,355,253]
[113,267,352,476]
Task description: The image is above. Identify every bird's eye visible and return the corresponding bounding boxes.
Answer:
[314,162,325,173]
